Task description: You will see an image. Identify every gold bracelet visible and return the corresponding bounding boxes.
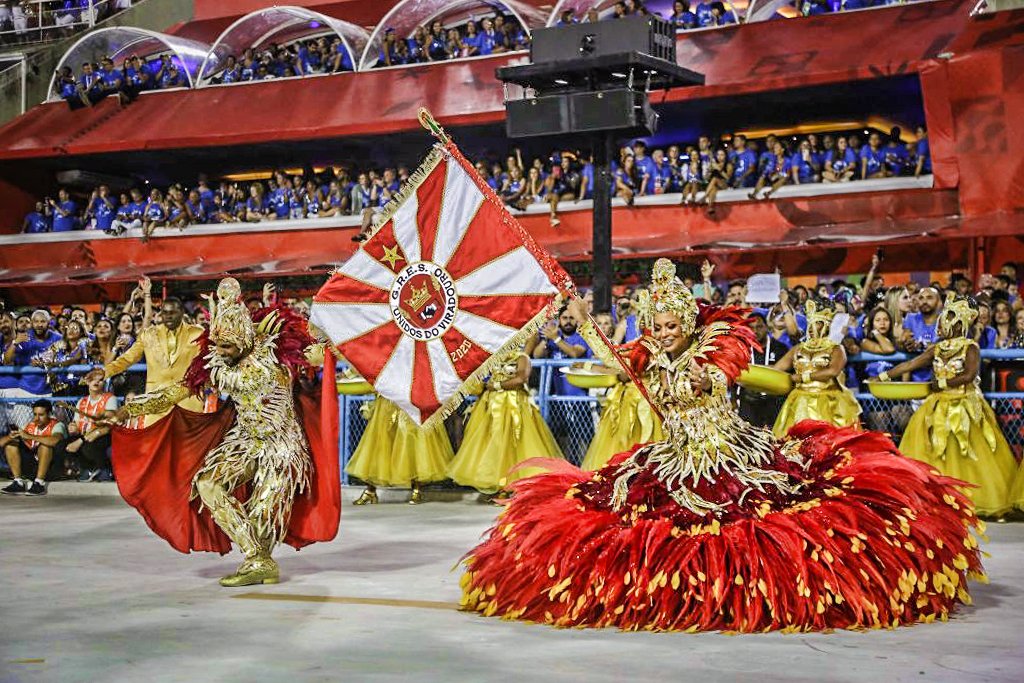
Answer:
[801,371,811,384]
[878,371,890,382]
[937,377,948,390]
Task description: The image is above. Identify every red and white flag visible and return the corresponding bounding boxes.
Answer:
[311,134,572,425]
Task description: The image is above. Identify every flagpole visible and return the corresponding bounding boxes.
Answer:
[417,108,449,144]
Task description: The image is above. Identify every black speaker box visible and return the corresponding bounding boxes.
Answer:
[530,15,675,65]
[505,89,658,138]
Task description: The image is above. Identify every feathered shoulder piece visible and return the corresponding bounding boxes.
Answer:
[688,303,759,383]
[251,304,315,379]
[183,304,315,396]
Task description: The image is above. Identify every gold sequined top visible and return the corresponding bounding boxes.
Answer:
[932,337,977,396]
[579,321,802,516]
[792,338,841,391]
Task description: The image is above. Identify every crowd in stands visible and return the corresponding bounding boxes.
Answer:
[19,124,931,236]
[0,1,131,45]
[0,262,1021,491]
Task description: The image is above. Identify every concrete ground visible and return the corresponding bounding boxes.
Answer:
[2,487,1023,683]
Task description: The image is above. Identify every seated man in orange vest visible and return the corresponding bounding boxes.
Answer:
[1,399,68,496]
[65,367,119,482]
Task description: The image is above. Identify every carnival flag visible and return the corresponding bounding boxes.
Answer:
[311,112,573,426]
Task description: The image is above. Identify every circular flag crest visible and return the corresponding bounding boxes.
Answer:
[390,261,459,340]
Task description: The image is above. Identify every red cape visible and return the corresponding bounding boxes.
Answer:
[111,362,340,555]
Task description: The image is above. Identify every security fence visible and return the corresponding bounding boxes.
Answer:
[2,351,1023,483]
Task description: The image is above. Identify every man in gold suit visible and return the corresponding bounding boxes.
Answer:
[104,297,204,425]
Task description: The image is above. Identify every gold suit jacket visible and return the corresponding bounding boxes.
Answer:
[104,323,206,422]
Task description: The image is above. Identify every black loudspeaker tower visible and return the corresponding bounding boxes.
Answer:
[496,17,702,313]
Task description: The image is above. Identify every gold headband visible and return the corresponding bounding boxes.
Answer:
[636,259,698,337]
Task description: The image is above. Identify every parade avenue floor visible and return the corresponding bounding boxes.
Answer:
[3,487,1024,683]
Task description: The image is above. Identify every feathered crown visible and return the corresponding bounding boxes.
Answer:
[636,258,698,336]
[205,277,255,350]
[939,294,978,337]
[805,298,836,338]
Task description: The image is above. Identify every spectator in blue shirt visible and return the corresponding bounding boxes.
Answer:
[749,140,792,200]
[122,55,150,98]
[2,309,63,396]
[533,308,593,464]
[141,188,167,240]
[556,10,577,26]
[159,63,187,89]
[86,185,117,231]
[900,285,942,381]
[823,136,857,182]
[48,189,78,232]
[109,187,145,234]
[632,141,657,195]
[479,17,502,55]
[461,21,482,57]
[76,61,104,107]
[185,190,207,224]
[914,125,931,177]
[426,21,448,61]
[728,134,758,188]
[219,56,240,83]
[22,202,50,233]
[650,148,675,195]
[790,138,821,185]
[882,126,909,177]
[97,57,122,95]
[860,132,887,180]
[669,1,698,28]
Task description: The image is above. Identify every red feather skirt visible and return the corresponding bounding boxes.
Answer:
[460,420,985,632]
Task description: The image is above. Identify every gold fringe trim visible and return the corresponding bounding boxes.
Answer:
[419,292,567,430]
[364,145,446,243]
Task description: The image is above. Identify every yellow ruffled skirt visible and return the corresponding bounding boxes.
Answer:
[899,388,1016,517]
[1008,460,1024,514]
[773,384,862,437]
[581,382,663,471]
[346,398,453,488]
[449,388,563,493]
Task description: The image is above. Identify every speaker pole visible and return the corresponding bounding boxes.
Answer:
[592,131,613,313]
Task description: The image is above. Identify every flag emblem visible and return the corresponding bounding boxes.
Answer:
[312,135,572,426]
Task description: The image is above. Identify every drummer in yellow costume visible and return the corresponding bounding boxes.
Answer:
[881,294,1016,517]
[772,298,861,436]
[348,396,453,505]
[449,346,563,494]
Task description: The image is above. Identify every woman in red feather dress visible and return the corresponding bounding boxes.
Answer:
[460,259,985,632]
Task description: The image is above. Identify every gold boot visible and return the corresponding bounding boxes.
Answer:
[408,482,422,505]
[353,487,378,505]
[220,556,280,587]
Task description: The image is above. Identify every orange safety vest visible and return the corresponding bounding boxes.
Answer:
[24,418,62,450]
[76,392,115,433]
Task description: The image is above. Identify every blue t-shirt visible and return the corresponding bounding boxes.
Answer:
[52,200,78,232]
[90,197,117,231]
[762,154,792,178]
[221,67,239,83]
[670,11,698,28]
[633,155,657,193]
[695,3,715,26]
[902,312,939,381]
[882,143,908,175]
[651,160,675,193]
[98,68,121,89]
[126,200,146,219]
[24,211,49,233]
[790,152,817,184]
[0,330,62,394]
[124,66,146,88]
[622,314,640,343]
[546,332,592,396]
[728,149,758,187]
[916,138,931,174]
[186,200,206,223]
[461,32,483,54]
[269,187,291,218]
[479,30,500,55]
[977,326,997,349]
[826,148,856,174]
[144,201,165,221]
[860,147,886,177]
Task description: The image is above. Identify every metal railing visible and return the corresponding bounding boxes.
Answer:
[0,1,123,47]
[2,351,1022,482]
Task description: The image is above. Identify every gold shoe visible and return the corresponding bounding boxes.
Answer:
[353,488,378,506]
[408,484,422,505]
[220,558,279,587]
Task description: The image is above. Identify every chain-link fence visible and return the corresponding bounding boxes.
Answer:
[2,355,1023,481]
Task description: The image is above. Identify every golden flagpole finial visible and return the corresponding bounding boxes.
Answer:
[417,108,449,144]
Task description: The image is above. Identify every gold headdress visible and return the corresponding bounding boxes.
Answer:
[938,294,978,338]
[805,299,835,339]
[206,277,255,350]
[636,258,698,336]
